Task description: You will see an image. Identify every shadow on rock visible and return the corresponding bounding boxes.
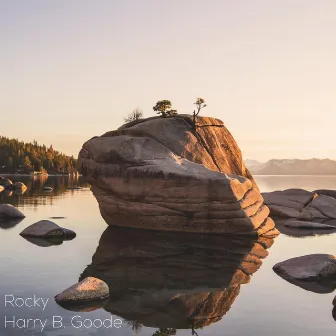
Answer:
[77,226,275,331]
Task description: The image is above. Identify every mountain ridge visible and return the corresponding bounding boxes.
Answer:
[245,158,336,175]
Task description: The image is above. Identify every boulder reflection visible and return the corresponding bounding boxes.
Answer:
[80,227,275,331]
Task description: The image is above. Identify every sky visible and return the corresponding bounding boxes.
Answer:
[1,0,336,161]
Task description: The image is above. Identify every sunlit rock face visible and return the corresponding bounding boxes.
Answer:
[80,226,275,330]
[78,115,277,236]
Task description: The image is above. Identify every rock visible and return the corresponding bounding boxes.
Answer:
[55,277,109,305]
[284,220,336,230]
[333,296,336,306]
[44,186,53,191]
[78,115,277,236]
[0,204,25,218]
[20,220,76,239]
[0,177,13,189]
[263,189,336,219]
[13,182,27,190]
[314,189,336,199]
[273,254,336,288]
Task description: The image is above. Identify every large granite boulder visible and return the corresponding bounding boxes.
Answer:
[79,226,275,329]
[273,254,336,293]
[263,189,336,219]
[0,204,25,219]
[78,115,277,236]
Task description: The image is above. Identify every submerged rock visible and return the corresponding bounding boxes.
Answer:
[55,277,109,305]
[263,189,336,219]
[78,115,277,236]
[284,220,336,230]
[273,254,336,288]
[20,220,76,239]
[0,204,25,219]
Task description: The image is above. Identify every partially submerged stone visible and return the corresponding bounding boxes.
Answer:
[0,204,25,219]
[273,254,336,282]
[263,189,336,219]
[284,220,336,230]
[55,277,109,305]
[20,220,76,239]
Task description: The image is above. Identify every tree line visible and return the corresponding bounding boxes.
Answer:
[0,136,77,174]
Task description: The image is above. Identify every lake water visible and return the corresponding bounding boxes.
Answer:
[0,175,335,335]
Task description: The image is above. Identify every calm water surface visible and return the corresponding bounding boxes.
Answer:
[0,175,335,335]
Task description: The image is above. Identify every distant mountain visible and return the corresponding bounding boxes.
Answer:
[244,159,263,171]
[247,158,336,175]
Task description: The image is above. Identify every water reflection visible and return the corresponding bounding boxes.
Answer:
[0,175,90,208]
[274,218,336,238]
[0,218,23,229]
[79,227,275,333]
[22,235,76,247]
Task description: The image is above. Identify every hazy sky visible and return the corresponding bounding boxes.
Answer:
[1,0,336,161]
